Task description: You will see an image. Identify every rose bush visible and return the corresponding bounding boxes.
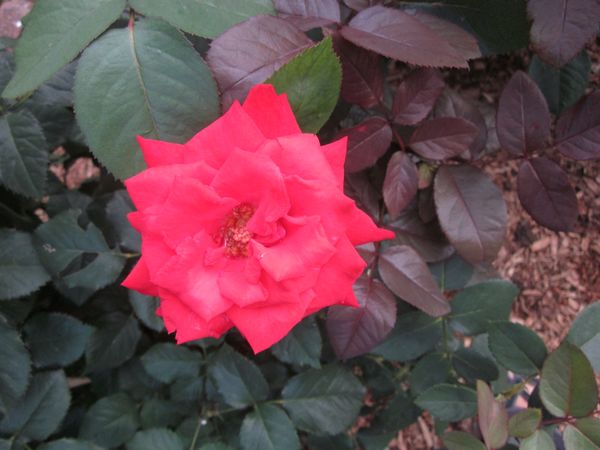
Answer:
[123,84,393,353]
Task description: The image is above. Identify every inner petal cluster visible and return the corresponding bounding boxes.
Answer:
[213,203,255,258]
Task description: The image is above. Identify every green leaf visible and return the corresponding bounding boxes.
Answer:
[529,51,591,116]
[281,365,365,435]
[567,302,600,373]
[128,0,275,38]
[415,384,477,421]
[449,280,519,335]
[409,352,451,395]
[453,348,499,382]
[79,393,140,448]
[267,37,341,133]
[208,345,269,408]
[0,315,30,413]
[271,316,321,368]
[477,381,508,449]
[307,434,353,450]
[508,408,541,439]
[169,376,204,403]
[488,321,547,376]
[85,315,141,372]
[429,253,474,291]
[372,311,442,361]
[198,444,236,450]
[0,50,14,96]
[519,430,556,450]
[34,209,126,291]
[564,418,600,450]
[443,431,486,450]
[129,292,164,332]
[359,392,419,442]
[0,370,70,440]
[240,404,300,450]
[0,229,49,300]
[38,439,103,450]
[0,110,48,198]
[140,398,184,429]
[540,341,598,418]
[107,190,141,252]
[127,428,184,450]
[141,343,202,383]
[2,0,126,98]
[23,312,92,368]
[74,18,219,179]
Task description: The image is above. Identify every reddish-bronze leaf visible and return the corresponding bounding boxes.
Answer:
[409,117,478,160]
[334,36,384,109]
[343,0,382,11]
[338,116,392,173]
[207,15,312,108]
[555,91,600,160]
[275,0,340,30]
[392,68,445,125]
[528,0,600,67]
[517,157,578,231]
[378,245,450,316]
[345,171,381,219]
[434,165,507,264]
[327,277,396,359]
[477,381,509,450]
[434,90,487,160]
[383,152,418,219]
[496,71,551,156]
[340,5,469,68]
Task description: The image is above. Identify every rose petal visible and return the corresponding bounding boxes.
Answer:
[141,232,175,275]
[346,207,395,245]
[137,136,187,168]
[218,258,267,306]
[122,257,159,296]
[242,84,301,138]
[321,137,347,187]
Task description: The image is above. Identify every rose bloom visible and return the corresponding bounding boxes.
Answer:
[123,84,393,353]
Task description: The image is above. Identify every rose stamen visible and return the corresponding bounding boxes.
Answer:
[213,203,255,257]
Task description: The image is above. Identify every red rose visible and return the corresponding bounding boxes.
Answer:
[123,84,393,353]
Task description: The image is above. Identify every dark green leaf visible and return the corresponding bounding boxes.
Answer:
[443,431,486,450]
[519,430,556,450]
[488,321,547,375]
[0,110,48,198]
[0,370,70,440]
[24,312,92,368]
[0,229,49,300]
[106,190,141,252]
[2,0,126,98]
[415,384,477,421]
[127,428,183,450]
[85,315,141,372]
[141,343,201,383]
[128,0,274,38]
[0,315,30,413]
[79,393,140,448]
[129,292,164,332]
[360,392,419,439]
[429,253,474,291]
[271,316,321,368]
[567,302,600,373]
[477,380,508,449]
[74,19,219,179]
[508,408,541,438]
[169,376,204,403]
[564,418,600,450]
[208,345,268,408]
[38,439,103,450]
[282,365,365,435]
[373,311,442,362]
[449,280,518,335]
[540,341,598,418]
[529,51,591,116]
[307,434,353,450]
[0,50,14,95]
[198,444,236,450]
[140,398,185,429]
[240,404,300,450]
[409,352,451,395]
[267,37,341,133]
[453,348,499,382]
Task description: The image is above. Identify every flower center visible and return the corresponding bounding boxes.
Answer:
[213,203,255,258]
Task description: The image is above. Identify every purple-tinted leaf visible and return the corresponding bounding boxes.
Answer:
[393,68,445,126]
[275,0,340,30]
[434,90,487,160]
[434,165,507,264]
[338,116,392,173]
[327,277,396,359]
[334,35,384,109]
[378,245,450,316]
[477,381,509,450]
[356,242,376,266]
[345,171,381,219]
[517,157,578,231]
[390,206,454,263]
[383,152,418,219]
[343,0,382,11]
[207,15,312,108]
[418,185,437,224]
[340,6,469,68]
[528,0,600,67]
[555,91,600,160]
[406,10,481,61]
[496,71,551,156]
[409,117,478,160]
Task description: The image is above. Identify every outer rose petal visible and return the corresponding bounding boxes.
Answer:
[122,257,159,296]
[137,136,187,168]
[242,84,301,138]
[159,290,232,343]
[141,232,175,275]
[346,207,395,245]
[217,258,267,307]
[321,137,347,187]
[186,101,265,168]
